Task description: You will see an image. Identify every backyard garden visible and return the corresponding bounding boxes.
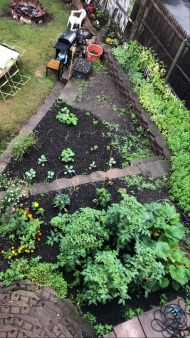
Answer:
[0,0,190,336]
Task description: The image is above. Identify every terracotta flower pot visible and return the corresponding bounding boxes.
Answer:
[86,44,103,62]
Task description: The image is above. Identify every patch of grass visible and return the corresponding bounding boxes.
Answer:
[0,0,70,154]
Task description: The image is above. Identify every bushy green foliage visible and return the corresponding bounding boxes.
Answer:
[52,193,70,212]
[113,41,190,211]
[82,250,134,305]
[0,257,67,298]
[56,107,78,125]
[10,132,37,160]
[50,208,108,271]
[60,148,75,162]
[93,187,112,208]
[48,191,190,305]
[0,205,42,255]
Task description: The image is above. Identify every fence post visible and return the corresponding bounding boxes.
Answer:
[165,38,187,82]
[130,0,150,40]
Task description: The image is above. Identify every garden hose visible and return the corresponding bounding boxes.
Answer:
[151,298,190,338]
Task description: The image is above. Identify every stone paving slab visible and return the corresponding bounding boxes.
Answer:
[113,317,146,338]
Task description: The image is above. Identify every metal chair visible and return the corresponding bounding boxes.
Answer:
[46,59,64,81]
[67,9,86,31]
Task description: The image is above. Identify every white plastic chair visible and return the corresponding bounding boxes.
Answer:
[67,9,86,31]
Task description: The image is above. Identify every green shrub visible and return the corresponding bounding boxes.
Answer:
[113,41,190,211]
[48,191,190,304]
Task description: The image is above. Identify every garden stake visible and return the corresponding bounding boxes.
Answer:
[68,44,76,80]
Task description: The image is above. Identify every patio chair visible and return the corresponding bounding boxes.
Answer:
[67,9,86,31]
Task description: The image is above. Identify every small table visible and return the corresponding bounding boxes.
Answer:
[46,59,64,81]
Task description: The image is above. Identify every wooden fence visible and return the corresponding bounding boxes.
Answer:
[128,0,190,109]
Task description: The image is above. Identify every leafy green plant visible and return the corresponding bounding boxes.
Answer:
[56,107,78,125]
[0,257,67,298]
[92,119,99,125]
[94,324,113,338]
[159,293,168,305]
[96,93,107,106]
[52,193,70,212]
[108,157,116,168]
[46,171,55,181]
[93,188,112,208]
[123,307,143,320]
[113,40,190,211]
[50,207,108,271]
[89,161,97,170]
[64,165,75,175]
[90,145,98,152]
[0,205,43,259]
[24,168,36,181]
[48,191,190,305]
[60,148,75,162]
[92,61,103,73]
[82,250,134,304]
[112,104,126,116]
[10,132,36,160]
[37,154,47,166]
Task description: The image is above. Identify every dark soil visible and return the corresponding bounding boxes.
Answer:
[4,103,124,182]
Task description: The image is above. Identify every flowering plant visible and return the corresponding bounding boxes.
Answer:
[0,203,43,260]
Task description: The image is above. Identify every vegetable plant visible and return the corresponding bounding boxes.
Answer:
[56,107,78,125]
[60,148,75,162]
[64,165,75,175]
[24,168,36,181]
[89,161,97,170]
[52,193,70,212]
[48,191,190,305]
[93,187,112,208]
[37,154,47,166]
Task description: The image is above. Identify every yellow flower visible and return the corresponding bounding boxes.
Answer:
[33,202,39,208]
[8,256,11,260]
[1,250,5,254]
[27,213,33,219]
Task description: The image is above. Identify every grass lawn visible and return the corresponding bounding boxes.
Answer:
[0,0,70,153]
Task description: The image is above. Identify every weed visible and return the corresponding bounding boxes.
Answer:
[122,307,143,320]
[96,93,107,106]
[10,132,36,160]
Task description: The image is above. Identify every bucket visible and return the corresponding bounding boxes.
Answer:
[86,44,103,62]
